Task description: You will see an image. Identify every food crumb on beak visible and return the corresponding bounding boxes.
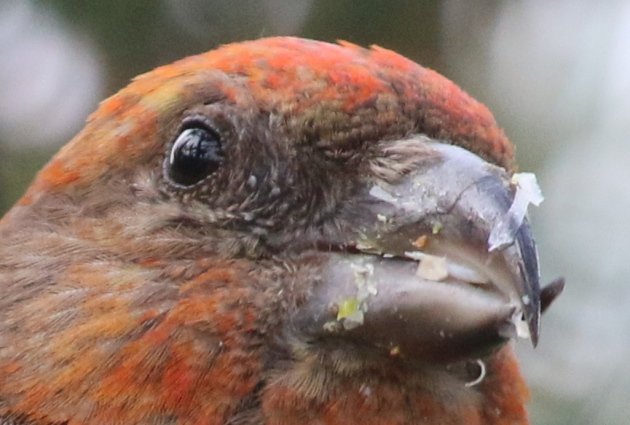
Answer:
[332,261,380,330]
[403,251,489,284]
[431,222,443,235]
[369,185,397,204]
[488,172,544,252]
[412,235,428,249]
[336,297,364,329]
[376,213,389,223]
[513,312,532,339]
[407,252,449,281]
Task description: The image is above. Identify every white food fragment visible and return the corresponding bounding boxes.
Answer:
[333,261,378,330]
[488,172,544,252]
[342,310,365,330]
[366,282,378,295]
[369,185,398,204]
[418,257,449,281]
[351,262,374,294]
[513,313,532,339]
[403,251,424,261]
[359,383,373,398]
[323,320,341,332]
[446,262,490,285]
[376,213,388,223]
[405,251,489,285]
[432,221,443,234]
[355,240,377,252]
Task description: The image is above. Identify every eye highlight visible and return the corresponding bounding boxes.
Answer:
[166,124,224,187]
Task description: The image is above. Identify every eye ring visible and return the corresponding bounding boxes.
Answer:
[164,120,224,187]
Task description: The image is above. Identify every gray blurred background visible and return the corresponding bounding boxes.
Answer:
[1,1,628,423]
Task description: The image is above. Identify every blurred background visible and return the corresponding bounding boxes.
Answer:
[1,1,628,423]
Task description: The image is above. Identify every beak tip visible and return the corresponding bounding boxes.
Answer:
[527,295,541,347]
[529,318,540,347]
[529,276,565,347]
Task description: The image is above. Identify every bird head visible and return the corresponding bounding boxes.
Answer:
[0,37,562,424]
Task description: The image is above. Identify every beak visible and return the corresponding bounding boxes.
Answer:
[294,138,562,363]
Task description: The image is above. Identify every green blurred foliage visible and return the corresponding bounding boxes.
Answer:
[302,0,442,67]
[0,148,54,211]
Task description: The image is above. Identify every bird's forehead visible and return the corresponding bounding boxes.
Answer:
[19,37,513,206]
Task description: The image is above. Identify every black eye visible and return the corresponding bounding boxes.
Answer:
[166,125,224,186]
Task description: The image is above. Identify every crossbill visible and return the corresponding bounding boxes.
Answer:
[0,37,562,425]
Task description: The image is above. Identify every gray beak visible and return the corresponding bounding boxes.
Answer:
[294,138,562,363]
